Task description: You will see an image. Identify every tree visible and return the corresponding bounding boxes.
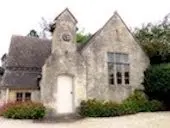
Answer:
[27,29,39,38]
[134,13,170,64]
[40,18,92,43]
[28,17,92,42]
[143,64,170,107]
[76,30,91,44]
[39,17,52,39]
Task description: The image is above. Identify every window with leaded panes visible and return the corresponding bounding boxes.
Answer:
[108,52,130,85]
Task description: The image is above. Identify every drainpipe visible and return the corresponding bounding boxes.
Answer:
[5,88,9,104]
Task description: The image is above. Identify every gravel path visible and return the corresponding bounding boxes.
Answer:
[0,112,170,128]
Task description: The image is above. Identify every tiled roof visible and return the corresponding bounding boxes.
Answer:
[6,35,51,68]
[1,35,51,89]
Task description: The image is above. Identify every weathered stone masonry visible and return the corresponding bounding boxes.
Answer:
[0,8,149,116]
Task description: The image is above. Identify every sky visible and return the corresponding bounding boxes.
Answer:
[0,0,170,59]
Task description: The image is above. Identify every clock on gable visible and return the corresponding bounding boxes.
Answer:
[62,33,72,42]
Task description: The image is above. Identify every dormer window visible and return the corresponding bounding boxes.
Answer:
[108,52,130,86]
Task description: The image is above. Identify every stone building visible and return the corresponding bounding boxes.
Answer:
[0,8,149,115]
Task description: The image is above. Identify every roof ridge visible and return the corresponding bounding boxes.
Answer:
[11,35,51,42]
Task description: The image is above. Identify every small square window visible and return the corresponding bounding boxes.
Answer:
[16,93,23,102]
[25,92,31,101]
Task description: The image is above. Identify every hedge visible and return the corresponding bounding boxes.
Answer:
[79,90,164,117]
[143,64,170,106]
[0,102,46,119]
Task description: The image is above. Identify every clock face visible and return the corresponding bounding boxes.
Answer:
[62,33,71,42]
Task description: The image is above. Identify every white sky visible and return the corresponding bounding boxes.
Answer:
[0,0,170,59]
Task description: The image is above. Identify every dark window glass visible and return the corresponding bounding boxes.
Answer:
[125,79,129,84]
[108,62,115,85]
[124,65,130,85]
[117,71,122,84]
[16,93,23,102]
[117,72,122,77]
[125,72,129,77]
[25,92,31,101]
[109,74,114,85]
[117,78,122,84]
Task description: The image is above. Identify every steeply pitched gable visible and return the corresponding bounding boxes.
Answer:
[80,11,147,58]
[54,8,77,24]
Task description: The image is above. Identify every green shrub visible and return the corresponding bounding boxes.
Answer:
[79,99,121,117]
[143,64,170,106]
[1,102,46,119]
[122,90,163,113]
[144,100,164,112]
[79,91,164,117]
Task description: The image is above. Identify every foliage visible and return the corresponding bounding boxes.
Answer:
[122,90,163,113]
[79,91,163,117]
[1,102,46,119]
[121,90,148,114]
[134,14,170,64]
[143,63,170,106]
[27,29,39,38]
[79,99,121,117]
[76,31,91,44]
[28,26,91,43]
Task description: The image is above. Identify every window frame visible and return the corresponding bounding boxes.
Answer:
[16,92,32,102]
[25,92,31,101]
[107,52,130,86]
[16,92,23,102]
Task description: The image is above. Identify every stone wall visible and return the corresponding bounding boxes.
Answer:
[8,89,40,102]
[0,89,6,106]
[82,12,149,103]
[41,9,149,116]
[40,9,87,115]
